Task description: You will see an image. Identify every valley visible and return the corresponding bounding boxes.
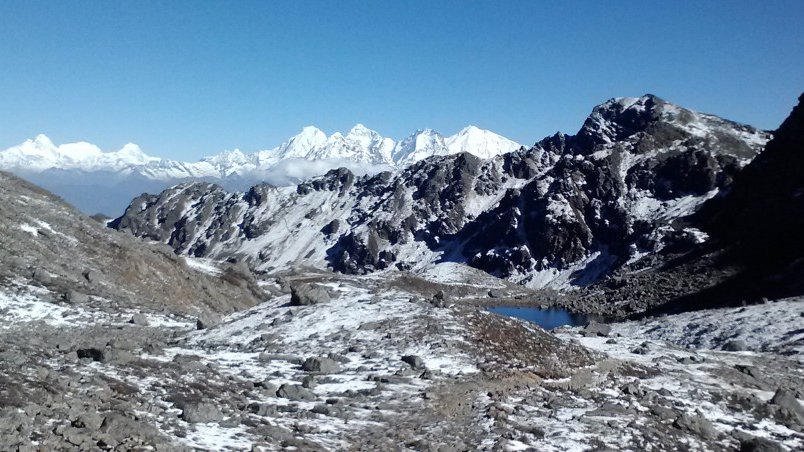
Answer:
[0,93,801,451]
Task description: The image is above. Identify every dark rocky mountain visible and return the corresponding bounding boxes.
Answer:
[111,95,769,291]
[699,93,804,292]
[561,93,803,317]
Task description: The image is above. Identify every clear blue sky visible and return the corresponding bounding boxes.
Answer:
[1,1,802,160]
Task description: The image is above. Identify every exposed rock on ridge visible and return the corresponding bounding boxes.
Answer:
[111,95,770,289]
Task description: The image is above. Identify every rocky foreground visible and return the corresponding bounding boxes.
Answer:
[1,266,802,451]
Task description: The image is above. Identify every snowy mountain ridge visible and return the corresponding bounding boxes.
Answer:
[111,94,772,290]
[0,124,521,180]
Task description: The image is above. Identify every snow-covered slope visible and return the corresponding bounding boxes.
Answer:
[0,135,160,173]
[112,95,771,289]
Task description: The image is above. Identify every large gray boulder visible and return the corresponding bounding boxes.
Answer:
[277,384,317,401]
[290,283,332,306]
[583,321,611,337]
[770,388,804,425]
[723,340,748,352]
[180,401,224,423]
[301,357,341,374]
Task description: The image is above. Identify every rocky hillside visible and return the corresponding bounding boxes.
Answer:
[557,93,803,318]
[0,171,264,319]
[111,95,769,289]
[698,94,804,292]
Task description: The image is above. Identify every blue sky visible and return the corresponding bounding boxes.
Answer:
[1,1,802,160]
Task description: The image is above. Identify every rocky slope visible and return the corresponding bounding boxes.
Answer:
[0,170,264,319]
[2,265,802,450]
[111,95,770,291]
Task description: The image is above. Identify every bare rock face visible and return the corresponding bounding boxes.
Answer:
[110,95,769,290]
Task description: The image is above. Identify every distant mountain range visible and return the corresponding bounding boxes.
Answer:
[110,95,772,291]
[0,125,521,214]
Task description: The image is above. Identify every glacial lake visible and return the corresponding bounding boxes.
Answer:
[488,306,589,330]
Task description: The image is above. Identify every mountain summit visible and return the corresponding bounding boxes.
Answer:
[0,125,520,179]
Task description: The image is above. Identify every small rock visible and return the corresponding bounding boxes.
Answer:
[302,376,317,389]
[723,340,748,352]
[129,313,149,326]
[401,355,426,370]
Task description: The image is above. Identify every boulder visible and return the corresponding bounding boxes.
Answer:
[62,290,89,304]
[277,384,317,401]
[290,283,332,306]
[301,357,341,374]
[674,414,717,439]
[583,321,611,337]
[401,355,426,370]
[770,388,804,424]
[180,402,224,423]
[723,340,748,352]
[129,313,149,326]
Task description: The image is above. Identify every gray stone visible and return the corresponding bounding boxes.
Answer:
[401,355,426,370]
[277,384,317,401]
[63,290,89,304]
[770,388,804,423]
[301,357,341,374]
[180,401,224,423]
[130,313,149,326]
[290,283,331,306]
[735,432,784,452]
[674,414,717,439]
[583,321,611,337]
[723,340,748,352]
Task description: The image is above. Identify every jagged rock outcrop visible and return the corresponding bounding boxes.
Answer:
[111,95,769,288]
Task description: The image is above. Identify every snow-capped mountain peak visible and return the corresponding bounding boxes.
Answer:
[0,125,522,201]
[271,126,328,160]
[0,134,162,173]
[445,125,521,159]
